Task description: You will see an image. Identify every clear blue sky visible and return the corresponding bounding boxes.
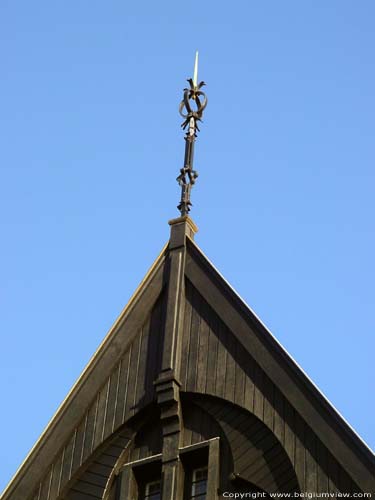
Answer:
[0,1,374,491]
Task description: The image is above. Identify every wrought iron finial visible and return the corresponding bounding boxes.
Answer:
[176,52,207,216]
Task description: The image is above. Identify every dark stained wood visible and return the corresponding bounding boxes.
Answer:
[339,465,353,494]
[196,310,210,394]
[234,341,245,407]
[253,363,264,421]
[82,399,97,464]
[90,462,112,477]
[49,452,63,499]
[179,281,192,389]
[283,400,295,471]
[8,232,375,500]
[81,471,108,488]
[66,491,98,500]
[70,479,104,497]
[263,374,274,431]
[316,438,329,493]
[38,466,52,500]
[205,313,219,395]
[305,426,317,492]
[60,433,75,493]
[97,453,118,468]
[328,452,341,493]
[185,243,375,491]
[273,387,284,445]
[224,330,236,403]
[93,381,110,450]
[244,362,255,413]
[294,411,305,492]
[71,417,86,474]
[207,438,220,500]
[114,349,131,430]
[214,318,227,398]
[103,362,121,439]
[125,330,142,419]
[186,286,201,392]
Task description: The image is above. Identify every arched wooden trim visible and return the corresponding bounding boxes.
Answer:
[183,392,301,494]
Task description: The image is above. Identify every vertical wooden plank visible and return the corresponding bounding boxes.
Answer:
[234,342,245,407]
[135,318,151,407]
[186,287,201,392]
[103,362,121,439]
[145,293,163,396]
[60,433,75,491]
[35,483,42,500]
[283,401,295,475]
[253,363,264,421]
[350,478,361,495]
[38,466,52,500]
[93,380,110,450]
[207,438,220,500]
[130,446,141,462]
[294,411,305,491]
[339,466,352,494]
[243,359,255,413]
[196,307,210,393]
[328,452,340,493]
[133,327,144,411]
[124,333,142,419]
[114,348,131,430]
[82,397,98,464]
[183,424,193,447]
[273,387,284,445]
[190,405,202,444]
[305,428,317,493]
[262,374,274,431]
[224,329,236,402]
[180,282,193,390]
[316,439,329,493]
[71,417,86,475]
[214,317,227,398]
[49,451,64,499]
[205,313,219,395]
[117,464,136,499]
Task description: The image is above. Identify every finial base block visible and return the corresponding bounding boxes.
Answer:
[168,216,198,249]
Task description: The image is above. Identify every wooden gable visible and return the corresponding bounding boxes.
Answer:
[1,218,374,500]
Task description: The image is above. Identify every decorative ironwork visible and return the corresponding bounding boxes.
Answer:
[177,71,207,216]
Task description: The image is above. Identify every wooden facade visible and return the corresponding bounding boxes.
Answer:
[1,216,374,500]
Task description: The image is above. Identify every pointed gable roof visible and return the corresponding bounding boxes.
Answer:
[1,234,374,500]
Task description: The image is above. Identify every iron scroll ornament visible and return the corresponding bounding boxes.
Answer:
[179,78,208,131]
[177,78,207,216]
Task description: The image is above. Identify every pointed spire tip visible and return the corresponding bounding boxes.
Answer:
[193,51,199,87]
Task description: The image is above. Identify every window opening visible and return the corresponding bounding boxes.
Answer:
[144,479,161,500]
[190,467,208,499]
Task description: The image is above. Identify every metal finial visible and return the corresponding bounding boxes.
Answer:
[176,53,208,216]
[193,51,199,87]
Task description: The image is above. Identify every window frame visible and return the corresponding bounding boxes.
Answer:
[179,437,220,500]
[115,437,220,499]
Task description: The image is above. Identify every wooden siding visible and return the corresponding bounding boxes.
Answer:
[66,413,162,499]
[192,396,299,493]
[66,433,131,500]
[29,291,165,500]
[180,279,362,494]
